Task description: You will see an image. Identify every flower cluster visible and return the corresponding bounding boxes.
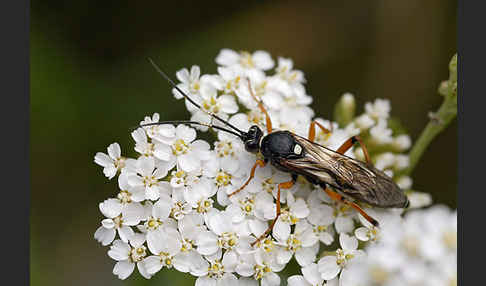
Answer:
[93,49,451,285]
[340,205,457,286]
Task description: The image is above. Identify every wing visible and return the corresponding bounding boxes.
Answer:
[280,134,408,208]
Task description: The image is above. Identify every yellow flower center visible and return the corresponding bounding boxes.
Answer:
[239,51,255,68]
[173,139,189,155]
[215,171,232,187]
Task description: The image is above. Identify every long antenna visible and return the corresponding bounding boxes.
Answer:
[147,58,246,135]
[138,120,243,139]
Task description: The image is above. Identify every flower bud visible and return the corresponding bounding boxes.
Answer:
[334,92,356,127]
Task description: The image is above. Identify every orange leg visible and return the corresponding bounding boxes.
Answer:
[251,180,295,246]
[228,159,266,197]
[308,120,332,143]
[247,79,272,134]
[336,135,372,165]
[323,187,379,227]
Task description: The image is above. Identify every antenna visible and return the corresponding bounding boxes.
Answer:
[138,120,243,139]
[147,58,246,136]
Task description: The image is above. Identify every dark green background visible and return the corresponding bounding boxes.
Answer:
[31,1,457,285]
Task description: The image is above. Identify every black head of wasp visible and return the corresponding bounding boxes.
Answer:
[142,58,410,246]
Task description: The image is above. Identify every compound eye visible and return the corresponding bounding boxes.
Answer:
[293,144,302,155]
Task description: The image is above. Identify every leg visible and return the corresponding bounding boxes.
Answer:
[247,79,273,134]
[323,187,379,227]
[228,159,265,197]
[336,135,372,165]
[251,180,295,246]
[308,120,332,143]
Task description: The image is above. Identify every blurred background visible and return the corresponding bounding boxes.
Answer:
[30,1,457,285]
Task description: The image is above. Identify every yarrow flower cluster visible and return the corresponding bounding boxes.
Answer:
[94,49,455,285]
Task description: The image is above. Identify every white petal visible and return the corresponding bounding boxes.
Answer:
[101,219,115,229]
[222,250,238,272]
[108,240,130,261]
[249,218,268,237]
[137,260,152,279]
[153,195,172,220]
[239,277,259,286]
[94,226,116,246]
[122,203,145,225]
[319,232,334,245]
[176,124,197,143]
[107,143,121,159]
[301,263,322,286]
[129,233,147,248]
[334,216,354,234]
[153,144,172,161]
[196,231,219,255]
[99,199,122,218]
[103,166,117,180]
[178,154,199,172]
[147,229,166,254]
[117,226,134,243]
[113,260,135,280]
[130,186,146,202]
[287,275,311,286]
[195,277,216,286]
[215,49,239,66]
[290,198,310,219]
[252,50,274,70]
[354,227,370,241]
[208,212,231,235]
[262,272,280,286]
[144,256,163,274]
[172,252,192,273]
[176,68,190,84]
[146,185,160,201]
[295,246,317,267]
[339,233,358,251]
[94,152,113,168]
[277,249,293,265]
[138,156,155,176]
[273,217,290,242]
[317,256,340,280]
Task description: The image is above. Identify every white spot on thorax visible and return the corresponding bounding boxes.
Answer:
[294,144,302,155]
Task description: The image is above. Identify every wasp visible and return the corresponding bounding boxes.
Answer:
[143,58,409,245]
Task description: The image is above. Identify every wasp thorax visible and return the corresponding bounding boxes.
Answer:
[260,131,302,160]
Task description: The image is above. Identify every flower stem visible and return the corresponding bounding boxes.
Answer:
[404,54,457,176]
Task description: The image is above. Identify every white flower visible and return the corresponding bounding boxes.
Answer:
[275,57,305,84]
[406,191,433,208]
[128,156,171,201]
[94,198,145,245]
[317,233,365,283]
[274,220,319,267]
[369,119,393,145]
[272,192,310,242]
[216,49,274,71]
[144,227,201,274]
[193,251,239,286]
[365,98,391,120]
[226,192,269,237]
[173,65,202,99]
[288,263,338,286]
[108,234,151,280]
[155,124,211,172]
[187,81,239,131]
[140,113,176,144]
[94,143,125,179]
[196,210,252,258]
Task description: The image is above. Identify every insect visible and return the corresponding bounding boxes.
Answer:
[143,58,409,245]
